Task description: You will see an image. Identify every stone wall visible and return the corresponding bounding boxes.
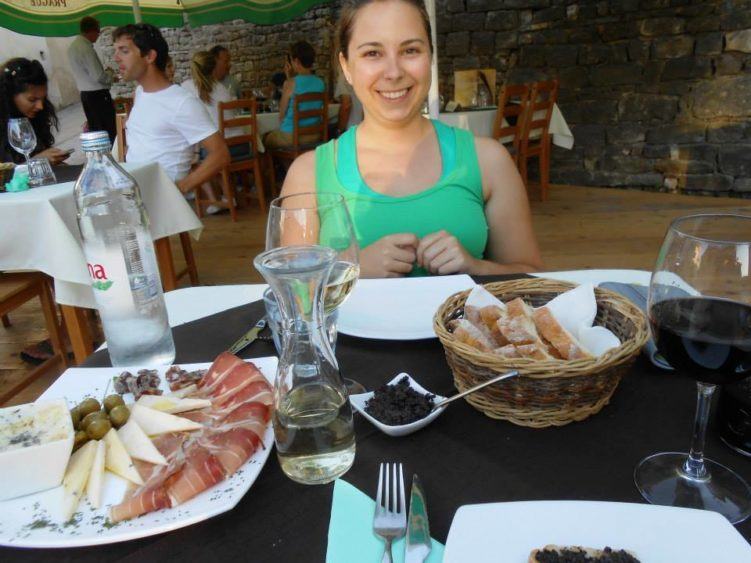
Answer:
[436,0,751,196]
[97,0,751,196]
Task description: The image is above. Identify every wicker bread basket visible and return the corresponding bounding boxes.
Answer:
[433,278,649,428]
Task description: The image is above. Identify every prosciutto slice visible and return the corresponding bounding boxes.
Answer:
[109,354,273,523]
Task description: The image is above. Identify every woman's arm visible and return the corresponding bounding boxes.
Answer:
[473,137,544,273]
[278,78,294,123]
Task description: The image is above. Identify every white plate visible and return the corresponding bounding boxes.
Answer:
[0,357,277,548]
[337,275,474,340]
[444,500,751,562]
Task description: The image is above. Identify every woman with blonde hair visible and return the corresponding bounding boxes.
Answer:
[280,0,542,278]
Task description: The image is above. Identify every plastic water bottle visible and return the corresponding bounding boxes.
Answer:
[74,131,175,366]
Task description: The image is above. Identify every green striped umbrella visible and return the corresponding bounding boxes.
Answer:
[0,0,330,37]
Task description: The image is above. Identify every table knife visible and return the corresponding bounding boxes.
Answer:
[405,474,431,563]
[228,317,266,355]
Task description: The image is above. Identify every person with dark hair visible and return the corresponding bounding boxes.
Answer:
[67,16,117,143]
[209,45,241,100]
[280,0,542,278]
[263,40,326,150]
[0,58,68,165]
[266,72,286,102]
[112,23,229,195]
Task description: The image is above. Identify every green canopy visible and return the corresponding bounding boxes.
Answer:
[0,0,330,37]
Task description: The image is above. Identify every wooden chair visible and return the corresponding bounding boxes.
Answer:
[492,83,531,165]
[116,128,199,289]
[330,96,352,139]
[269,91,329,184]
[115,113,128,162]
[192,98,267,221]
[0,272,68,404]
[113,97,133,115]
[518,79,559,202]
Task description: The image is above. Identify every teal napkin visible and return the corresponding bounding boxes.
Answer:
[327,479,445,563]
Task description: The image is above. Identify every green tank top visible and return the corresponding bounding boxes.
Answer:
[315,119,488,276]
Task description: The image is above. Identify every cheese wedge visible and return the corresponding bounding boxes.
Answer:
[118,419,167,465]
[103,428,143,485]
[136,395,211,414]
[130,404,202,436]
[62,440,98,520]
[86,440,106,509]
[168,384,198,398]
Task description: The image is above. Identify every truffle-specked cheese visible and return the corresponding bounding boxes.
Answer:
[0,400,71,453]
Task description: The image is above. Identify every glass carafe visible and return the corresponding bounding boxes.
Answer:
[254,244,355,485]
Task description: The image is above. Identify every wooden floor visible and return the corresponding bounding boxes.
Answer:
[2,184,749,406]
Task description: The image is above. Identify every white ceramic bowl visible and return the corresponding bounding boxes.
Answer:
[349,373,447,437]
[0,399,74,501]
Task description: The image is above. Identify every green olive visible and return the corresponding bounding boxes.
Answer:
[108,405,130,428]
[86,418,112,440]
[81,410,108,431]
[73,430,89,451]
[103,394,125,413]
[77,398,101,417]
[70,407,82,430]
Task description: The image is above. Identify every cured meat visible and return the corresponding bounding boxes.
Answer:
[166,444,225,505]
[110,354,273,522]
[201,428,262,476]
[110,486,171,523]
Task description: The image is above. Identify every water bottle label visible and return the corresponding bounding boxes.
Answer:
[83,241,135,315]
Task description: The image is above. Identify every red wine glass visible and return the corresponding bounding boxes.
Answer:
[635,213,751,523]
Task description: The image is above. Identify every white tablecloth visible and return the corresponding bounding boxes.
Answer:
[0,162,203,309]
[438,104,574,149]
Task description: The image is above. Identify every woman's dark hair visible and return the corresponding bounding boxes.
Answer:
[289,41,316,69]
[80,16,100,34]
[209,45,228,58]
[0,58,58,162]
[113,23,169,71]
[337,0,433,59]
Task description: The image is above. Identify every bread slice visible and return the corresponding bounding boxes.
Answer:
[533,306,593,360]
[464,305,509,346]
[450,319,495,352]
[497,298,539,345]
[515,342,555,360]
[493,344,520,358]
[529,544,640,562]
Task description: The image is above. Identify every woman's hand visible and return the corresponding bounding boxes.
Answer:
[416,230,477,275]
[35,147,70,166]
[360,233,419,278]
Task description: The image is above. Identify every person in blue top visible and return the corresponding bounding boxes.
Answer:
[263,41,326,150]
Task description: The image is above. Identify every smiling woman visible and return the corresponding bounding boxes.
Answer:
[280,0,544,279]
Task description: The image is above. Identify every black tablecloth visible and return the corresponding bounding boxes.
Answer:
[4,275,751,561]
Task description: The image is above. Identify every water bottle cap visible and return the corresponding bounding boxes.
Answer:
[80,131,111,152]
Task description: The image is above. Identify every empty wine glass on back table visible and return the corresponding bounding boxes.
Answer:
[265,192,365,394]
[7,117,37,165]
[635,213,751,523]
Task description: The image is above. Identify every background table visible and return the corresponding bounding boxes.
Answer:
[255,104,339,152]
[3,272,749,562]
[438,104,574,149]
[0,162,202,361]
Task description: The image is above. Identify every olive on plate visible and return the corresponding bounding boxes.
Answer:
[103,394,125,413]
[108,405,130,428]
[81,410,107,431]
[73,430,89,451]
[86,418,112,440]
[78,398,101,417]
[70,407,82,430]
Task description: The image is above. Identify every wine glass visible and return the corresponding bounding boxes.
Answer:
[265,192,365,395]
[635,213,751,523]
[7,118,37,165]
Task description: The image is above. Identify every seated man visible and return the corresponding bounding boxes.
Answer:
[263,41,325,150]
[209,45,241,100]
[113,24,229,196]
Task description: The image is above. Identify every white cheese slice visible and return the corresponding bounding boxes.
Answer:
[136,395,211,414]
[62,440,97,520]
[168,384,198,398]
[103,428,143,485]
[118,419,167,465]
[86,440,106,509]
[130,404,202,436]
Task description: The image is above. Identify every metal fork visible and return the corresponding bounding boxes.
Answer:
[373,462,406,563]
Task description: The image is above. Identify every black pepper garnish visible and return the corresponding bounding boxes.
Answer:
[364,377,435,426]
[533,547,640,563]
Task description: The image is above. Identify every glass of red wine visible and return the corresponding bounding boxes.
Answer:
[634,213,751,523]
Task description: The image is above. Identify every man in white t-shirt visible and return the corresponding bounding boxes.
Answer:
[113,24,229,194]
